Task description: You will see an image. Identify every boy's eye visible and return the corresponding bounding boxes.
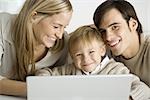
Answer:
[89,51,95,54]
[75,53,82,57]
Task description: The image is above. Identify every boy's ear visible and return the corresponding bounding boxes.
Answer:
[129,17,138,32]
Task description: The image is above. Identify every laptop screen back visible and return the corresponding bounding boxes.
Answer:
[27,75,132,100]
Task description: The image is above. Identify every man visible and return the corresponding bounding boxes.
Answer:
[93,0,150,87]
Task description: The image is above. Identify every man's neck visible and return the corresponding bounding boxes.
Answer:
[122,33,140,59]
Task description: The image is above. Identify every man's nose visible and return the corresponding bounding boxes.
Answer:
[106,30,114,42]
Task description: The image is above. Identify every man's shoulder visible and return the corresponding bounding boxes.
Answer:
[141,33,150,41]
[139,34,150,58]
[139,34,150,49]
[145,35,150,42]
[142,34,150,46]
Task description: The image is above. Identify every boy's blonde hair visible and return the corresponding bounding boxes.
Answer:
[12,0,72,81]
[68,25,104,55]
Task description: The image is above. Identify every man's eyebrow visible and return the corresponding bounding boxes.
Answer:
[107,22,120,27]
[99,22,120,30]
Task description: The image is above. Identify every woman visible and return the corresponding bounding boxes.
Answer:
[0,0,72,97]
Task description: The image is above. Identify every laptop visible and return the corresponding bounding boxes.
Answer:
[27,74,132,100]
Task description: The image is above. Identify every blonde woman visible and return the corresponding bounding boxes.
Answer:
[0,0,72,97]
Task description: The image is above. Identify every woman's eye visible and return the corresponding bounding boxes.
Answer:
[53,26,59,28]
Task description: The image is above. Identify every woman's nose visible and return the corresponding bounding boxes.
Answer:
[55,28,64,39]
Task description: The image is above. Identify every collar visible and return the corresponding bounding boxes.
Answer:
[83,56,110,75]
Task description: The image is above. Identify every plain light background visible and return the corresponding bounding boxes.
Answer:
[0,0,149,34]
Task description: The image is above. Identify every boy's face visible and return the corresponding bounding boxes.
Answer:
[70,40,105,72]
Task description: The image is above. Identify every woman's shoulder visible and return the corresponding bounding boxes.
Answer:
[0,12,17,23]
[0,12,17,43]
[0,12,14,17]
[0,12,17,32]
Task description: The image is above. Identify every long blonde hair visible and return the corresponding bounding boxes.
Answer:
[12,0,72,81]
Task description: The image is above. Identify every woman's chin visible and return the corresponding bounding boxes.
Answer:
[43,37,55,48]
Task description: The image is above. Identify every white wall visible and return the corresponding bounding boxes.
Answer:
[0,0,25,13]
[0,0,149,34]
[128,0,149,34]
[68,0,150,34]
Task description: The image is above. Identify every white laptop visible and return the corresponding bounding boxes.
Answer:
[27,74,132,100]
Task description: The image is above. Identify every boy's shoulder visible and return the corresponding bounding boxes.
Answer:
[105,58,130,74]
[107,58,125,66]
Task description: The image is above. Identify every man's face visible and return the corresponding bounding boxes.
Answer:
[98,8,135,57]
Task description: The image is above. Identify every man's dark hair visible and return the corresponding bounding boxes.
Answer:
[93,0,143,36]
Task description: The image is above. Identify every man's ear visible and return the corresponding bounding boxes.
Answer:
[128,17,138,32]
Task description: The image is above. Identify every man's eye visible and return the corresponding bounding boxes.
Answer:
[112,26,119,30]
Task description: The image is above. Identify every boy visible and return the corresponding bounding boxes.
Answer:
[36,25,150,100]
